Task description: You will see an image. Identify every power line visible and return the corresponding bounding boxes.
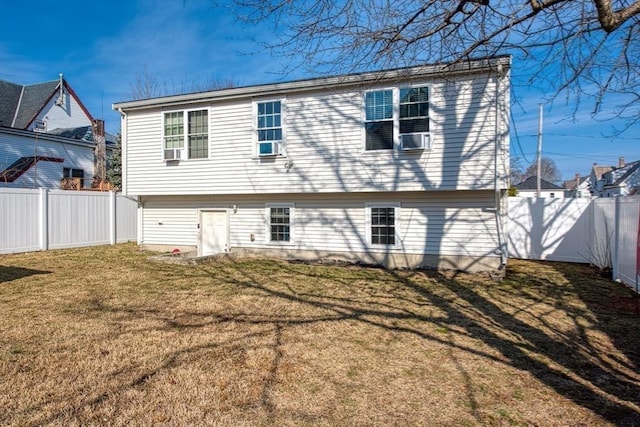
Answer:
[518,133,639,140]
[509,86,531,163]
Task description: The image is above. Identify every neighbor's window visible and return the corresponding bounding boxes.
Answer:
[365,90,394,150]
[256,100,283,156]
[399,86,429,135]
[163,109,208,159]
[63,167,85,189]
[370,206,396,245]
[62,168,84,187]
[269,206,290,242]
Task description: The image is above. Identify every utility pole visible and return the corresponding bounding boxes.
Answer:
[536,104,543,198]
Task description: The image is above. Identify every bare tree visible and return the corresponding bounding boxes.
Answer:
[510,155,525,185]
[129,66,163,101]
[524,156,562,183]
[232,0,640,127]
[129,68,238,100]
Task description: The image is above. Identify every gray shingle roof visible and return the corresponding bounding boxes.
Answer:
[0,78,59,129]
[515,176,563,190]
[0,80,23,127]
[13,80,59,129]
[48,126,117,145]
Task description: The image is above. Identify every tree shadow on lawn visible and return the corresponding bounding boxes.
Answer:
[0,265,50,283]
[24,257,640,425]
[210,258,640,425]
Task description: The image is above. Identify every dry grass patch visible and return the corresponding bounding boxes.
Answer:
[1,244,639,426]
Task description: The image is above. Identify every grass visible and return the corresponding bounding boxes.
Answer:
[1,243,639,426]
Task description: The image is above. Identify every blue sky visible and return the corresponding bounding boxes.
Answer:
[1,0,637,181]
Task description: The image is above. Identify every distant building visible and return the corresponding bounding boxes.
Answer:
[0,74,113,189]
[515,176,564,198]
[563,173,591,198]
[601,158,640,197]
[589,162,614,197]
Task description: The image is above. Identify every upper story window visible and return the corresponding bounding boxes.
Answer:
[256,100,283,156]
[365,90,393,150]
[163,109,208,160]
[364,86,430,151]
[399,87,429,134]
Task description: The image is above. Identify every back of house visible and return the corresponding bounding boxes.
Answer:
[113,56,511,272]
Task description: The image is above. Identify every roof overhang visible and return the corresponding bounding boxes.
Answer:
[0,126,96,148]
[113,56,511,112]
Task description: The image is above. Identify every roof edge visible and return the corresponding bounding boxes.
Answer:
[0,125,96,148]
[113,55,511,111]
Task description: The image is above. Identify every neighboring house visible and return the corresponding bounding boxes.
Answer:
[589,162,614,197]
[0,74,93,132]
[514,176,565,198]
[0,126,95,189]
[601,159,640,197]
[113,56,511,272]
[563,173,591,198]
[0,74,111,189]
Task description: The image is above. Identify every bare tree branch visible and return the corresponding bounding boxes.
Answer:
[230,0,640,128]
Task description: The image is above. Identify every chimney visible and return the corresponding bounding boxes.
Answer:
[619,157,625,168]
[92,119,106,187]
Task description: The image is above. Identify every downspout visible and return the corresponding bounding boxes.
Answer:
[494,63,507,269]
[117,107,143,244]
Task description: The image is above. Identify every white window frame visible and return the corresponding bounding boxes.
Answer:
[363,87,397,151]
[365,202,400,247]
[254,98,286,157]
[362,85,430,152]
[162,107,210,161]
[265,203,294,245]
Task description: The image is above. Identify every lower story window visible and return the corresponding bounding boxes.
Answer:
[370,206,395,245]
[269,206,291,242]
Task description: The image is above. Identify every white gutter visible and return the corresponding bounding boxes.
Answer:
[494,64,508,268]
[117,107,128,196]
[117,106,143,245]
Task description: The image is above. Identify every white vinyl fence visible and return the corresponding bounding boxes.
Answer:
[0,188,137,254]
[508,196,640,290]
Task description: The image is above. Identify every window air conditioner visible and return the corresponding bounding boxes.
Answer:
[400,133,430,151]
[258,141,280,156]
[164,148,183,161]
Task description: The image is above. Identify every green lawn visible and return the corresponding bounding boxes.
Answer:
[1,244,639,426]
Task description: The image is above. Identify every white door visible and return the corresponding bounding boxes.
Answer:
[200,210,229,256]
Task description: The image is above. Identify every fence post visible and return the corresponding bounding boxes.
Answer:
[39,188,48,251]
[613,196,621,281]
[110,191,117,245]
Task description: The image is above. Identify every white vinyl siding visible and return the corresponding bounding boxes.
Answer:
[139,191,499,258]
[122,71,508,195]
[0,129,95,189]
[30,92,92,132]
